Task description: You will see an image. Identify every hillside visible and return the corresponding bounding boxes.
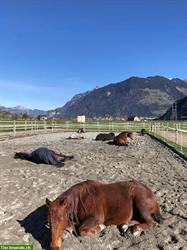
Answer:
[0,111,30,120]
[49,76,187,118]
[0,106,47,117]
[159,96,187,120]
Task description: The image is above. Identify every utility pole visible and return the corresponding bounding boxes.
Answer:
[171,101,177,120]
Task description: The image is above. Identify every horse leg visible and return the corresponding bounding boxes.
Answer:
[82,224,106,236]
[132,209,155,236]
[78,217,104,236]
[120,219,140,234]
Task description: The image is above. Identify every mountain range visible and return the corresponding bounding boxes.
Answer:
[1,76,187,119]
[48,76,187,118]
[0,105,47,117]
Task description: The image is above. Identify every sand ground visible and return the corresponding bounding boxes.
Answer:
[0,132,186,250]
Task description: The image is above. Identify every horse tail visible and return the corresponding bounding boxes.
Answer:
[14,152,30,160]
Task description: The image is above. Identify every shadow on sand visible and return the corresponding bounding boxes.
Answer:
[107,141,128,146]
[18,204,50,250]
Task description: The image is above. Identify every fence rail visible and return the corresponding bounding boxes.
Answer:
[0,120,187,155]
[149,122,187,155]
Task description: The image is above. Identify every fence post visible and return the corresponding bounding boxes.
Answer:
[34,120,37,132]
[155,123,156,136]
[13,120,16,137]
[97,121,99,132]
[112,122,114,131]
[43,120,47,131]
[24,120,27,133]
[163,123,166,142]
[176,123,179,144]
[180,130,183,153]
[52,121,54,132]
[149,122,152,133]
[31,121,33,133]
[66,121,69,131]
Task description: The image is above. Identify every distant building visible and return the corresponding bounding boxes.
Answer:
[37,115,48,120]
[127,116,141,121]
[77,115,85,123]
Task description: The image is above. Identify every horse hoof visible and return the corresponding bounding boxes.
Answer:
[133,230,141,237]
[122,224,128,232]
[99,224,106,231]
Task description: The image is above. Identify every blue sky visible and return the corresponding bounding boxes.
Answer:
[0,0,186,110]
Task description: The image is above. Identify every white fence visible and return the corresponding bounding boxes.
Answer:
[150,122,187,153]
[0,120,148,136]
[0,120,187,154]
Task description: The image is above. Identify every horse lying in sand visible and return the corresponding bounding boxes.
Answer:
[124,131,133,140]
[140,129,146,136]
[46,179,163,250]
[95,132,115,141]
[113,131,133,146]
[77,128,85,133]
[68,128,85,139]
[14,147,74,167]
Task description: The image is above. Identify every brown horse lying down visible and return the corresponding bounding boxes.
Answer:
[46,180,162,250]
[113,131,133,146]
[95,132,115,141]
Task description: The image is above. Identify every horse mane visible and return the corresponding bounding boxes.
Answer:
[59,181,97,236]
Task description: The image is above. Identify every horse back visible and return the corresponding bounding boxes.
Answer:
[81,180,157,225]
[76,181,134,225]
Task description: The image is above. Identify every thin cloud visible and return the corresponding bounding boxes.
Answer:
[0,79,77,92]
[0,78,85,110]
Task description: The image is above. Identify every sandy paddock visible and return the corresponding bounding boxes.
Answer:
[0,132,187,250]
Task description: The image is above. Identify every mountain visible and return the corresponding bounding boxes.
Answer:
[50,76,187,118]
[48,91,90,118]
[159,96,187,120]
[0,105,47,117]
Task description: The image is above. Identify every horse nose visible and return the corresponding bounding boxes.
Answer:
[50,240,61,250]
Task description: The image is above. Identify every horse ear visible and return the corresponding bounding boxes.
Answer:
[46,198,52,206]
[60,198,67,207]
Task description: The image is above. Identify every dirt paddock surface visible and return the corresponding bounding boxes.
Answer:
[0,132,187,250]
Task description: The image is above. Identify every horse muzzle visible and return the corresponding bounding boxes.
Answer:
[50,243,61,250]
[50,239,62,250]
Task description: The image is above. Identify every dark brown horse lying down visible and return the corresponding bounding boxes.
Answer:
[46,180,162,250]
[95,132,115,141]
[113,131,133,146]
[140,129,146,136]
[14,147,74,167]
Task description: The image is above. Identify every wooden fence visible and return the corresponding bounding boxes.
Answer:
[149,122,187,154]
[0,120,187,155]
